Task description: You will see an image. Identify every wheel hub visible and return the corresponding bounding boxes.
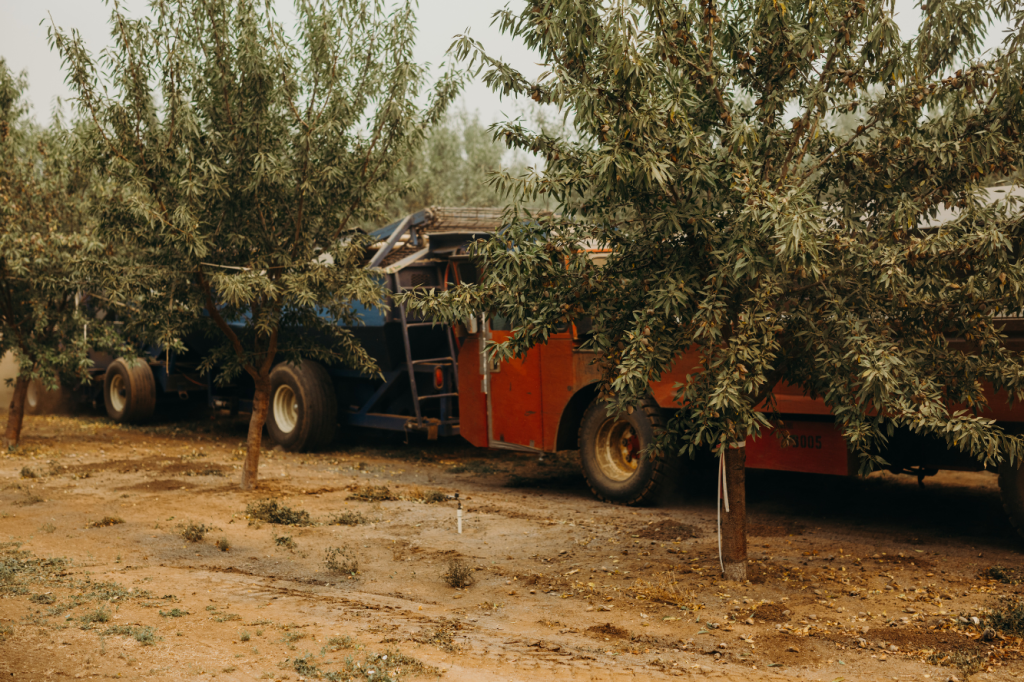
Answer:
[594,417,641,482]
[109,374,127,413]
[273,385,299,433]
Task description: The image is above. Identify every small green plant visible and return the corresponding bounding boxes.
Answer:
[419,490,448,504]
[0,624,13,641]
[19,467,38,479]
[39,522,56,534]
[80,608,112,625]
[159,609,188,618]
[103,625,159,645]
[29,593,55,604]
[274,535,296,550]
[325,635,354,649]
[441,558,474,589]
[240,630,251,642]
[987,596,1024,636]
[245,499,311,526]
[86,517,124,528]
[216,537,231,552]
[324,546,358,575]
[346,485,396,502]
[181,522,208,543]
[328,511,368,526]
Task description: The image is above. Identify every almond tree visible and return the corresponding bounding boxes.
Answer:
[0,60,124,447]
[50,0,463,488]
[405,0,1024,578]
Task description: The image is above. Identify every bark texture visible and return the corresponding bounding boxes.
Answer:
[722,443,747,581]
[241,377,271,490]
[4,377,29,448]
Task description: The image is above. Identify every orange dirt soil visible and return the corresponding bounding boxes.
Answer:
[1,410,1022,681]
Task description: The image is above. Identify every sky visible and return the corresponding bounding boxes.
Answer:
[0,0,1011,126]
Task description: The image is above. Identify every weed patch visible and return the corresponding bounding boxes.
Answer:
[446,461,499,475]
[19,467,38,479]
[159,608,188,618]
[418,490,448,504]
[216,537,230,552]
[291,648,436,681]
[346,485,396,502]
[246,499,311,526]
[324,546,358,575]
[29,593,55,604]
[441,559,474,589]
[985,565,1022,585]
[413,618,461,652]
[325,635,354,650]
[80,608,112,625]
[926,649,988,677]
[329,511,368,526]
[103,625,159,645]
[987,596,1024,636]
[181,521,208,542]
[274,535,297,550]
[87,517,125,528]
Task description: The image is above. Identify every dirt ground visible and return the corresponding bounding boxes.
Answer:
[1,410,1023,682]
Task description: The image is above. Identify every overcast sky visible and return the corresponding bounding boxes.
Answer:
[0,0,1010,126]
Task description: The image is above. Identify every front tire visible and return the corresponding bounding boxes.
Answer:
[103,359,156,423]
[267,360,337,452]
[578,395,676,505]
[999,457,1024,542]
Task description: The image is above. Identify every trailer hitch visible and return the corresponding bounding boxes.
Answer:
[886,466,939,487]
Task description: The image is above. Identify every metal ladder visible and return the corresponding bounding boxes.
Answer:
[394,266,460,430]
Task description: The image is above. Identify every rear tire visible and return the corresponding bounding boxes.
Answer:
[103,359,157,423]
[25,379,67,415]
[578,395,677,505]
[999,457,1024,542]
[267,360,337,452]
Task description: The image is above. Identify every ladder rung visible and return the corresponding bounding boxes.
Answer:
[411,358,453,364]
[418,393,458,400]
[405,322,440,327]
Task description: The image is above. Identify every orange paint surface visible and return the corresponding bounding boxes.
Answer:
[745,421,852,476]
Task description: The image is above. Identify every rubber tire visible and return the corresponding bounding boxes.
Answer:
[25,379,66,415]
[266,360,337,452]
[578,395,676,505]
[999,458,1024,542]
[103,359,157,423]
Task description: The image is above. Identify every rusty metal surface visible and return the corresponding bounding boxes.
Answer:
[366,207,506,267]
[422,207,506,233]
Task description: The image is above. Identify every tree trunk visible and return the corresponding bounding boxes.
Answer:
[241,375,272,490]
[721,442,747,581]
[4,377,29,448]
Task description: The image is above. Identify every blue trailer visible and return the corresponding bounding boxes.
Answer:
[94,207,503,451]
